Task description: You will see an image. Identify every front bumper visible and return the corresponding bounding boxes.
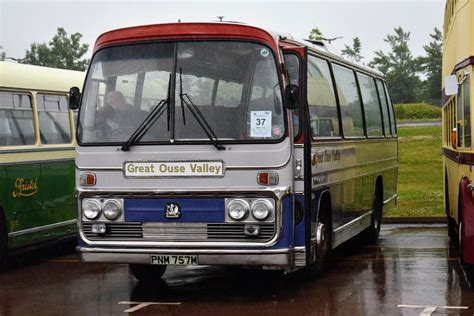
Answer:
[78,246,300,266]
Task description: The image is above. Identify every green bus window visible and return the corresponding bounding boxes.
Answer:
[0,91,35,146]
[332,64,364,137]
[464,76,471,147]
[307,56,340,138]
[37,94,71,144]
[358,73,383,137]
[376,79,391,137]
[457,82,463,147]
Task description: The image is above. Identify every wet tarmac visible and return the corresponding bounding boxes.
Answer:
[0,224,473,316]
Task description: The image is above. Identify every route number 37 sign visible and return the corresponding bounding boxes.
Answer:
[250,111,272,137]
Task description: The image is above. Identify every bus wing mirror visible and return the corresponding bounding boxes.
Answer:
[69,86,81,110]
[445,75,459,96]
[285,84,299,110]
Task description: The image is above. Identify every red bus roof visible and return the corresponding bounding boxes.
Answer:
[94,22,279,53]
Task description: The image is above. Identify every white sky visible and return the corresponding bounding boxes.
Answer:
[1,0,445,63]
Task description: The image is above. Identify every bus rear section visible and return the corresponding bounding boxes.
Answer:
[74,22,398,280]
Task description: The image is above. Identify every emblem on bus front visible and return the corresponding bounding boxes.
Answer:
[165,202,181,219]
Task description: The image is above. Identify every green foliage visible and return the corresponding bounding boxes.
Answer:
[369,27,422,104]
[308,27,323,41]
[386,125,443,217]
[341,37,363,63]
[418,28,443,106]
[21,27,89,71]
[394,103,441,120]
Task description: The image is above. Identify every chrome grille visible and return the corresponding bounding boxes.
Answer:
[207,223,275,241]
[82,222,275,242]
[82,223,142,239]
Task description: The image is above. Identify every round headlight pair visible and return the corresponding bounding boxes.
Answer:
[227,199,273,221]
[83,199,122,220]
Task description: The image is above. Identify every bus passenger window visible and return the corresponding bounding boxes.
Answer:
[376,79,391,136]
[358,73,383,137]
[0,91,35,146]
[332,65,364,137]
[307,56,339,138]
[463,77,471,147]
[457,82,463,147]
[283,54,300,137]
[37,94,71,144]
[384,83,397,136]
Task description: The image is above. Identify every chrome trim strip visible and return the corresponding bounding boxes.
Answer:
[311,159,398,177]
[0,147,74,154]
[332,211,372,248]
[383,194,398,205]
[78,246,292,254]
[79,248,292,265]
[8,219,76,238]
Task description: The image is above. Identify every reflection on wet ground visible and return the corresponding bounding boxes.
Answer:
[0,224,473,315]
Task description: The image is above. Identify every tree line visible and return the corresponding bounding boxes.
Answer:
[2,26,442,106]
[310,26,442,106]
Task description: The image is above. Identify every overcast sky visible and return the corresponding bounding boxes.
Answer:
[1,0,445,63]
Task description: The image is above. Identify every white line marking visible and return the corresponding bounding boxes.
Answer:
[119,301,182,313]
[397,304,469,316]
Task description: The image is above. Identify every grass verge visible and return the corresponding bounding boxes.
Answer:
[385,125,443,217]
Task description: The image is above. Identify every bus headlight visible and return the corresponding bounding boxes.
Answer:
[83,199,102,220]
[103,200,123,220]
[251,199,273,221]
[227,199,250,221]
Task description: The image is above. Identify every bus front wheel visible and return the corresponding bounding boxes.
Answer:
[129,264,167,282]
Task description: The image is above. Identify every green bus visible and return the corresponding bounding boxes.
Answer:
[0,62,84,263]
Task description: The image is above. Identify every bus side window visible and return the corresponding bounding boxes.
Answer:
[0,91,35,146]
[283,54,300,137]
[332,64,364,137]
[376,79,391,137]
[463,76,471,148]
[457,80,463,147]
[37,94,72,144]
[384,82,397,137]
[357,73,383,137]
[307,56,340,138]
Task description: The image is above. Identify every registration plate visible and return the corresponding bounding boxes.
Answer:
[150,254,198,265]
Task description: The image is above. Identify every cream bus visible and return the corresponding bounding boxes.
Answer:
[442,0,474,281]
[0,62,84,264]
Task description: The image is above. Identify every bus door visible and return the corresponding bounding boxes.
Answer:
[282,45,315,266]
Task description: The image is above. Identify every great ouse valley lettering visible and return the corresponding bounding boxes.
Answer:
[126,162,222,176]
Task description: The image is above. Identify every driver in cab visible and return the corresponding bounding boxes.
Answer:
[97,91,138,139]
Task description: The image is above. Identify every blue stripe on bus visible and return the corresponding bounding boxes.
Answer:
[294,195,306,247]
[124,198,225,223]
[270,195,294,249]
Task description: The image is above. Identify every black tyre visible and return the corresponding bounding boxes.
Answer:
[307,199,332,279]
[447,216,458,242]
[129,264,167,282]
[364,185,383,243]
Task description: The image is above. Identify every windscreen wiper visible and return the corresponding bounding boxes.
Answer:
[179,68,225,150]
[121,74,172,151]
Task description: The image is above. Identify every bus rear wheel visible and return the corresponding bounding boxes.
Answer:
[129,264,167,282]
[459,221,474,283]
[364,185,383,243]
